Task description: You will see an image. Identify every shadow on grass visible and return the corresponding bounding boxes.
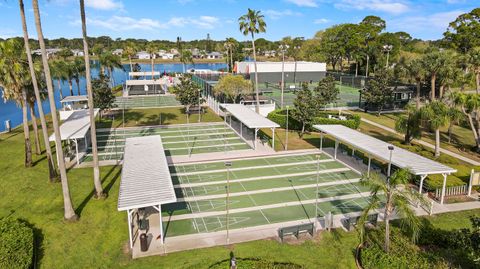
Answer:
[75,165,121,217]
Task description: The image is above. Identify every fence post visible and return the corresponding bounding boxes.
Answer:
[468,169,474,196]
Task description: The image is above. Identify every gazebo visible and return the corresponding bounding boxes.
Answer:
[313,124,457,204]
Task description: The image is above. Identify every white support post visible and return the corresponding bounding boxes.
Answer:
[272,128,275,150]
[240,122,243,136]
[254,128,258,150]
[440,173,448,204]
[74,139,79,165]
[127,210,133,249]
[158,204,164,243]
[352,148,355,156]
[319,133,323,152]
[419,175,427,194]
[367,157,371,177]
[334,140,338,160]
[468,169,474,196]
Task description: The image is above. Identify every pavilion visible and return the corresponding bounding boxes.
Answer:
[313,124,457,204]
[59,95,88,120]
[125,71,167,96]
[117,135,176,250]
[220,104,280,150]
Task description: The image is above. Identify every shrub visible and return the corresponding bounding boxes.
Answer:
[0,218,34,269]
[267,109,360,131]
[208,258,303,269]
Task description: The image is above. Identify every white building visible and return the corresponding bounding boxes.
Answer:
[136,51,154,60]
[31,48,61,59]
[112,49,123,56]
[206,51,223,59]
[264,50,277,57]
[160,53,175,60]
[71,49,84,57]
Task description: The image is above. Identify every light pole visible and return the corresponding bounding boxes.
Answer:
[285,105,289,151]
[225,161,232,244]
[387,145,394,184]
[279,44,289,109]
[383,44,393,68]
[315,154,320,220]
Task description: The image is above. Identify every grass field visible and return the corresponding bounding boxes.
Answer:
[1,118,479,268]
[114,95,181,109]
[83,122,251,162]
[261,82,360,108]
[160,152,372,238]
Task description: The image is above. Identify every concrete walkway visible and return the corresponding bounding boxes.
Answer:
[361,117,480,166]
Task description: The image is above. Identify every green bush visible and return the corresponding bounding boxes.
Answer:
[267,109,360,131]
[0,218,34,269]
[361,229,448,269]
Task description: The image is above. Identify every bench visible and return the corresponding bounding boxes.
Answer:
[343,213,378,232]
[278,223,314,242]
[186,106,205,115]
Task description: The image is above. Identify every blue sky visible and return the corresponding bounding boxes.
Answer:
[0,0,477,42]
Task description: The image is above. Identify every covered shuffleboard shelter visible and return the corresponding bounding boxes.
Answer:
[117,135,176,252]
[220,104,280,150]
[313,124,457,204]
[126,71,167,96]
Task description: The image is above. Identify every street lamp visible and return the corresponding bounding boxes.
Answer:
[225,161,232,244]
[279,44,289,109]
[383,45,393,68]
[387,145,394,184]
[285,105,289,151]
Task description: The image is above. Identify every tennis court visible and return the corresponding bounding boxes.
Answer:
[82,122,251,162]
[114,95,181,109]
[160,152,375,238]
[261,82,360,108]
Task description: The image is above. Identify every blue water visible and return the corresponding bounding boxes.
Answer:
[0,62,226,131]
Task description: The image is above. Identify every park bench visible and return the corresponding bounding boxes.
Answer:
[278,223,314,242]
[343,213,378,232]
[186,106,205,115]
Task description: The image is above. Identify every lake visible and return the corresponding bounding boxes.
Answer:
[0,62,227,131]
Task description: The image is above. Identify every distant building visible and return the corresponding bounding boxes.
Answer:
[170,48,179,55]
[136,51,154,60]
[71,49,84,57]
[263,50,277,58]
[112,49,123,56]
[235,61,327,83]
[160,53,175,60]
[31,48,61,59]
[206,51,223,59]
[359,85,415,112]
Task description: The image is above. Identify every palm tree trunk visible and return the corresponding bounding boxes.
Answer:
[76,78,81,95]
[366,55,369,77]
[439,85,444,99]
[384,207,390,252]
[435,128,441,157]
[21,94,32,167]
[476,73,480,95]
[251,35,260,113]
[30,104,41,155]
[68,80,74,96]
[57,79,64,100]
[128,55,133,71]
[230,47,234,73]
[355,62,358,77]
[19,0,58,180]
[32,0,77,220]
[416,79,421,109]
[431,74,436,100]
[80,0,104,198]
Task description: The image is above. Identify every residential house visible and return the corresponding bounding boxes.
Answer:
[206,51,223,59]
[71,49,84,57]
[112,49,123,56]
[136,51,154,60]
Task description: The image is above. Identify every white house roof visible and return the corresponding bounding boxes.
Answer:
[313,124,457,176]
[49,109,99,142]
[117,135,176,211]
[60,95,88,103]
[221,104,280,129]
[126,79,165,86]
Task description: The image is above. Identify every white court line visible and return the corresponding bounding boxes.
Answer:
[236,175,271,224]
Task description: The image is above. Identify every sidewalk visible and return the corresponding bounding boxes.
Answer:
[361,117,480,166]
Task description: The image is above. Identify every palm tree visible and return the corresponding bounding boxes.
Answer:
[72,57,85,95]
[406,58,425,108]
[180,49,193,73]
[146,43,157,79]
[239,8,266,113]
[453,92,480,151]
[32,0,78,221]
[18,0,58,179]
[422,50,447,100]
[123,42,137,71]
[79,0,104,198]
[64,61,75,96]
[468,47,480,94]
[0,39,33,167]
[395,102,422,145]
[421,101,450,157]
[437,52,458,99]
[98,53,123,87]
[50,60,67,100]
[358,169,424,253]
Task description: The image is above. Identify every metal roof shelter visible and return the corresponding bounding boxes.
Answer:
[60,95,88,103]
[125,71,166,96]
[117,135,176,248]
[128,71,160,78]
[49,109,99,165]
[313,124,457,204]
[221,104,280,149]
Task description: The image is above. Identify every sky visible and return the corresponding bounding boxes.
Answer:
[0,0,477,42]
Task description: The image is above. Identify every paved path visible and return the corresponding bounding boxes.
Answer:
[361,117,480,166]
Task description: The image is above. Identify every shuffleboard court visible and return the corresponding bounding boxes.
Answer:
[114,95,181,109]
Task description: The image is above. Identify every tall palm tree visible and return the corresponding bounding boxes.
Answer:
[358,169,424,253]
[32,0,78,221]
[395,102,422,145]
[146,43,157,79]
[79,0,104,198]
[72,57,85,95]
[468,47,480,94]
[421,101,450,157]
[98,53,123,87]
[64,61,75,96]
[18,0,58,179]
[180,49,193,73]
[123,42,137,71]
[239,8,266,113]
[422,50,447,100]
[50,60,67,100]
[406,58,425,109]
[453,92,480,151]
[0,39,32,167]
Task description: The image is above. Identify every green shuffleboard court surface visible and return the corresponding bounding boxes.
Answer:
[157,153,374,238]
[114,95,181,109]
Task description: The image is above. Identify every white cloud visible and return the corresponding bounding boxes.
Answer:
[71,16,164,31]
[285,0,318,7]
[85,0,123,10]
[264,9,302,20]
[335,0,409,15]
[389,10,464,37]
[167,16,220,29]
[314,18,330,24]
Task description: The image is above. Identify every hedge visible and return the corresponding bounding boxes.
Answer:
[0,218,34,269]
[208,258,303,269]
[267,109,361,131]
